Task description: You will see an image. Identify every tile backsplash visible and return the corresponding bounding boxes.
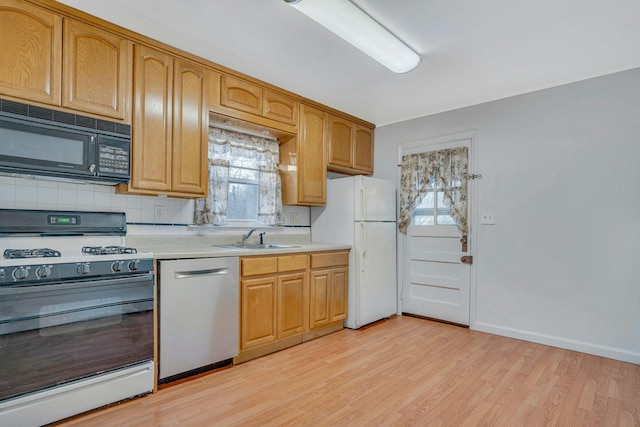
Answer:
[0,176,310,235]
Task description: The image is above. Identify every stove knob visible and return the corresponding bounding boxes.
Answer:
[12,266,29,281]
[77,263,91,275]
[128,260,139,271]
[111,261,123,272]
[36,265,52,278]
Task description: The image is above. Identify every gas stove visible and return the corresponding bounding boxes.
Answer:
[0,209,153,284]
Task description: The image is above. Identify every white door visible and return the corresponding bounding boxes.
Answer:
[399,137,473,326]
[402,224,470,325]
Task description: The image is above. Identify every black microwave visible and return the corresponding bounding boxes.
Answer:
[0,98,131,184]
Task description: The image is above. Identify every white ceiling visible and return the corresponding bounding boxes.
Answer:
[57,0,640,127]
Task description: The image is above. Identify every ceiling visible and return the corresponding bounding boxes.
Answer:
[57,0,640,127]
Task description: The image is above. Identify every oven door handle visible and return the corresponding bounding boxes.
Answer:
[0,273,153,295]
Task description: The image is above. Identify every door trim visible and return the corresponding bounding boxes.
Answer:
[396,131,479,327]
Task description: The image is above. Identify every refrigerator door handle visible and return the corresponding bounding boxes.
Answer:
[360,222,366,272]
[360,186,366,220]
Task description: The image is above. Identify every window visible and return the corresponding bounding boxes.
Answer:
[194,127,283,226]
[228,165,259,221]
[412,180,456,226]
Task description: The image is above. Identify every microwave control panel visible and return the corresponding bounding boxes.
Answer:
[98,144,130,176]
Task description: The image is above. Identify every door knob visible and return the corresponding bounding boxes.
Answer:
[461,256,473,265]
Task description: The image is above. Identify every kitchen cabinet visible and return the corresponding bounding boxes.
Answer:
[62,19,132,121]
[280,103,328,206]
[328,114,374,175]
[236,250,347,363]
[0,1,131,122]
[239,254,308,352]
[310,251,349,329]
[118,44,208,197]
[210,72,298,130]
[0,0,61,106]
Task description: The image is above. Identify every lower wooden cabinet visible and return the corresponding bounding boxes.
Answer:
[277,272,308,339]
[240,276,277,349]
[236,250,348,363]
[310,251,349,329]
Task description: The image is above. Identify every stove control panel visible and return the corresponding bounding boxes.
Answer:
[0,258,154,284]
[12,266,30,281]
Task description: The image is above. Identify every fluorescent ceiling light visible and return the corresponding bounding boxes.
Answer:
[284,0,421,73]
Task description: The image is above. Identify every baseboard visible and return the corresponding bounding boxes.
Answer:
[472,321,640,365]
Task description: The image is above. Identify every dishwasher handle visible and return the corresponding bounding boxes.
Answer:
[174,268,229,279]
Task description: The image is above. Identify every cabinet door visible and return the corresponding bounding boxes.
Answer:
[328,115,353,169]
[263,90,297,125]
[0,0,61,105]
[130,45,173,192]
[220,75,262,116]
[241,276,277,349]
[354,125,374,174]
[309,270,331,329]
[298,104,327,205]
[172,58,208,196]
[277,272,308,339]
[62,19,131,120]
[330,266,348,322]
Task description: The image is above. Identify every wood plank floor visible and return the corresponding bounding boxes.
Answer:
[54,316,640,426]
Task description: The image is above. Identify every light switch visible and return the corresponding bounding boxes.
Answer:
[480,211,495,225]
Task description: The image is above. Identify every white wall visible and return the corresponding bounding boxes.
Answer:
[374,68,640,364]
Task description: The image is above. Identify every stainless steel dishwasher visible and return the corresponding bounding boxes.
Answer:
[158,257,239,383]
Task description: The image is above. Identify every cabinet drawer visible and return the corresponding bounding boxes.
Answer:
[241,257,278,276]
[278,254,308,272]
[311,251,349,269]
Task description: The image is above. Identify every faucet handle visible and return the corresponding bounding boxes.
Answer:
[259,232,266,245]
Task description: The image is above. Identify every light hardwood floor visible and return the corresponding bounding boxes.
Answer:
[54,316,640,426]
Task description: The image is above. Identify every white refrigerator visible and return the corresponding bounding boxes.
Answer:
[311,175,397,329]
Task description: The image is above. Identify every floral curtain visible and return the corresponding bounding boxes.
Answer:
[398,146,468,234]
[194,126,283,226]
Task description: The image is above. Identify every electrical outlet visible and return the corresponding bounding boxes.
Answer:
[480,211,495,225]
[289,211,298,224]
[154,205,165,221]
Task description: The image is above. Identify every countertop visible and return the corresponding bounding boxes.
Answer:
[126,237,350,260]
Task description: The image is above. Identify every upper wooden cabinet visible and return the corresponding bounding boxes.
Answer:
[280,103,328,206]
[211,72,298,130]
[62,19,131,120]
[118,45,207,197]
[0,0,62,105]
[0,1,131,122]
[353,125,374,173]
[220,75,262,116]
[328,115,354,169]
[328,114,374,175]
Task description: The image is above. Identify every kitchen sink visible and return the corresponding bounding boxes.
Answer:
[214,243,301,250]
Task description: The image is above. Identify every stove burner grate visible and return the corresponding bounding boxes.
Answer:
[4,248,62,259]
[82,246,138,256]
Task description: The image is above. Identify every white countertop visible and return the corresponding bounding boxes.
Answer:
[127,239,351,260]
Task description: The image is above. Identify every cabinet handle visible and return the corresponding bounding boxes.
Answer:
[174,268,228,279]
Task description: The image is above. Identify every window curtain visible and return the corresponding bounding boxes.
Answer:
[398,146,468,234]
[194,127,283,226]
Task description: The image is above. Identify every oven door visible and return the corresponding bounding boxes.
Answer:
[0,274,153,402]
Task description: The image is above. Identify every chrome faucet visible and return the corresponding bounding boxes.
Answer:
[241,228,257,245]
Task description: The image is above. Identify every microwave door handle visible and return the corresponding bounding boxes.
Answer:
[89,135,97,174]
